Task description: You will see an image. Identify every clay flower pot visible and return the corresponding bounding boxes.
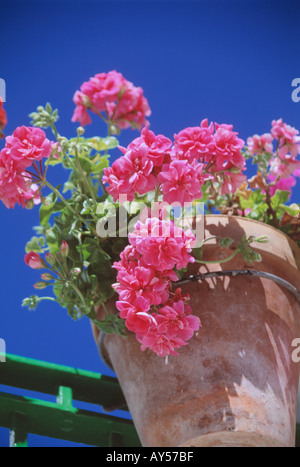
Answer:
[92,215,300,447]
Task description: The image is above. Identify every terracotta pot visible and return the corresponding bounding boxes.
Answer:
[92,215,300,447]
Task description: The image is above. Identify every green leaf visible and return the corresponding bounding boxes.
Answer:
[283,204,300,216]
[80,199,94,215]
[238,236,262,263]
[25,236,46,254]
[47,153,64,166]
[40,193,64,227]
[45,227,61,255]
[94,314,126,336]
[22,295,42,311]
[90,136,119,151]
[77,155,95,173]
[92,154,110,174]
[77,153,110,175]
[63,181,75,193]
[271,190,290,211]
[252,152,273,172]
[239,189,268,220]
[218,237,234,248]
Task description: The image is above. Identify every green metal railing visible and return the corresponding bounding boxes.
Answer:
[0,354,141,447]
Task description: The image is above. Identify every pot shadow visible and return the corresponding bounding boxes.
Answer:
[176,216,300,443]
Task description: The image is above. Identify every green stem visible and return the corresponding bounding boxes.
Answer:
[154,186,162,202]
[101,302,109,315]
[49,121,59,140]
[38,297,57,303]
[44,180,97,236]
[67,281,86,307]
[98,123,113,196]
[74,149,98,207]
[200,236,219,245]
[194,249,240,264]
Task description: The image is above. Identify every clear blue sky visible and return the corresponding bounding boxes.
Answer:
[0,0,299,446]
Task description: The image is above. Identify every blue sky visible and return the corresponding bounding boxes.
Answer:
[0,0,299,446]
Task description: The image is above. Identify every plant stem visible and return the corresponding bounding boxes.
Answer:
[265,185,278,228]
[154,186,162,202]
[44,180,97,236]
[49,121,59,140]
[38,296,57,303]
[67,281,86,307]
[194,249,240,264]
[74,149,98,207]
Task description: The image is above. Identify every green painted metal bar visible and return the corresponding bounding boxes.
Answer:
[9,414,28,447]
[0,354,126,411]
[0,392,141,447]
[0,354,141,446]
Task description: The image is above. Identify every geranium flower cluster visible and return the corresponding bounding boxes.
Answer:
[113,217,201,356]
[0,99,7,138]
[0,126,52,208]
[103,119,247,206]
[72,70,151,131]
[247,119,300,197]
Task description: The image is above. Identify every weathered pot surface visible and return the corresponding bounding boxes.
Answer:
[92,215,300,447]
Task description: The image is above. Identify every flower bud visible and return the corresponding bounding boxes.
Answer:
[76,126,85,136]
[33,281,48,290]
[255,236,269,244]
[61,241,69,258]
[24,251,45,270]
[25,199,35,210]
[71,268,81,277]
[41,273,54,281]
[109,124,120,135]
[46,252,56,266]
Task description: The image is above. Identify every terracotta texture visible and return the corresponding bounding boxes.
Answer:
[92,215,300,447]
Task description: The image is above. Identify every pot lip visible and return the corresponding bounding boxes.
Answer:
[202,213,300,251]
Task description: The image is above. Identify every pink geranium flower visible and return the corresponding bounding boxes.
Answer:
[116,295,150,319]
[72,70,151,130]
[211,123,245,171]
[270,158,300,179]
[129,217,196,271]
[267,154,300,197]
[0,126,52,209]
[125,309,157,335]
[138,331,188,356]
[268,174,297,197]
[102,157,134,202]
[116,296,157,335]
[247,133,273,155]
[5,126,52,172]
[121,126,172,167]
[103,144,157,202]
[294,168,300,178]
[113,245,141,274]
[114,265,170,306]
[0,148,40,209]
[158,160,204,206]
[154,300,201,341]
[172,119,214,162]
[71,102,92,126]
[271,119,300,158]
[221,172,247,195]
